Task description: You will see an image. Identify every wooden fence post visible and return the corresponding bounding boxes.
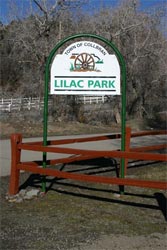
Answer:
[9,134,22,195]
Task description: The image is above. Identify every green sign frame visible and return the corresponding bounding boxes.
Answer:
[42,33,126,192]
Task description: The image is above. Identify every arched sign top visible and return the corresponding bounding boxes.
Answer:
[50,40,121,95]
[45,33,126,97]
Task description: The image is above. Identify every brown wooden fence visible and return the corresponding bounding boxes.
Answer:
[9,127,167,195]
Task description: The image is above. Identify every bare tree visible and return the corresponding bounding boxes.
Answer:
[85,0,167,119]
[1,0,88,96]
[0,0,166,123]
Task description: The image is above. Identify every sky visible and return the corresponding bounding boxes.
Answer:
[0,0,166,24]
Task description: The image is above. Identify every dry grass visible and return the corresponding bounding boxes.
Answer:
[1,161,167,250]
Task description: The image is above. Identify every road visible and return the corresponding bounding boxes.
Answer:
[0,133,166,177]
[0,134,120,177]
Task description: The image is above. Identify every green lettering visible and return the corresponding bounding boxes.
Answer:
[54,80,60,87]
[64,80,70,88]
[70,80,77,88]
[102,80,108,88]
[61,80,65,87]
[77,80,84,88]
[94,80,101,88]
[88,80,94,88]
[109,80,115,88]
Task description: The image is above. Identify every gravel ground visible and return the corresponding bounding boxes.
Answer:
[71,233,167,250]
[0,160,167,250]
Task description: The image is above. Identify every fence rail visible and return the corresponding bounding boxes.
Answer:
[0,96,109,112]
[76,95,108,104]
[0,97,52,112]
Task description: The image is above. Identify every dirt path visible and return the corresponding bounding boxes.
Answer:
[1,132,166,177]
[70,233,166,250]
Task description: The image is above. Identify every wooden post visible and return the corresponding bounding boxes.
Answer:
[9,134,22,195]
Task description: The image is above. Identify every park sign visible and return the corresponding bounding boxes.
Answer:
[50,41,120,95]
[43,33,126,191]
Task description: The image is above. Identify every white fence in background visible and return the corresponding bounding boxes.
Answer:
[0,96,108,112]
[76,95,108,104]
[0,97,52,112]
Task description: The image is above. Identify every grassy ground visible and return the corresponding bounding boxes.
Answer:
[0,118,150,140]
[1,160,167,250]
[0,120,121,139]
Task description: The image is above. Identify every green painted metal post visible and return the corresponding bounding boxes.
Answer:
[42,57,50,192]
[42,33,126,193]
[120,54,126,194]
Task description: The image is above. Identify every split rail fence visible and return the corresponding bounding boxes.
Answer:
[9,127,167,195]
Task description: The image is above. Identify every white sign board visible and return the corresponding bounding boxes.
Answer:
[50,41,120,95]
